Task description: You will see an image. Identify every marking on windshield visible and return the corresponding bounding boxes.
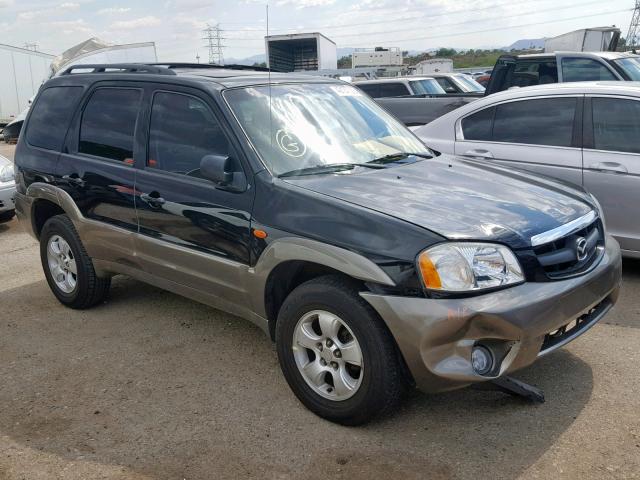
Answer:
[276,129,307,158]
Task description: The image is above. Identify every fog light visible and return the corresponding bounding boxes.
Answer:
[471,346,493,375]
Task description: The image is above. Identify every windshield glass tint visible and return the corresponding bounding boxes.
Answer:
[225,83,429,176]
[456,75,485,92]
[614,57,640,80]
[409,79,446,94]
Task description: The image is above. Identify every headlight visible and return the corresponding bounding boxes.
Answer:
[417,242,524,293]
[0,164,14,183]
[589,193,606,231]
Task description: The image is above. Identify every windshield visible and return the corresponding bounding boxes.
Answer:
[455,75,486,92]
[409,79,446,95]
[613,57,640,81]
[224,83,430,176]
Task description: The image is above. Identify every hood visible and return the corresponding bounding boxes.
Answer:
[283,156,594,249]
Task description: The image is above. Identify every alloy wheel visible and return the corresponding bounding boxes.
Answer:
[46,235,78,294]
[292,310,364,401]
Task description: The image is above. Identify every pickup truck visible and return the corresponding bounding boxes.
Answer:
[486,51,640,94]
[374,94,480,127]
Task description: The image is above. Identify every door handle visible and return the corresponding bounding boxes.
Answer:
[464,149,494,159]
[140,192,166,207]
[588,162,628,174]
[62,174,85,187]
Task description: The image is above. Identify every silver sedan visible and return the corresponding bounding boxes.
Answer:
[416,81,640,258]
[0,154,16,223]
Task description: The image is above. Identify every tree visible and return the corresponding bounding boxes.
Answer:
[252,62,267,68]
[337,55,352,69]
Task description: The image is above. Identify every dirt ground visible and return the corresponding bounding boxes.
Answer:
[0,143,639,479]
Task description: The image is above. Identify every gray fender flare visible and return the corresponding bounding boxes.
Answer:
[247,236,396,319]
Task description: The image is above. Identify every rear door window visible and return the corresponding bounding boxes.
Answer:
[79,88,142,163]
[492,98,577,147]
[378,83,410,97]
[461,107,495,141]
[26,86,84,151]
[591,97,640,154]
[562,58,617,82]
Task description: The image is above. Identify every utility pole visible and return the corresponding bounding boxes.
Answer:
[202,23,225,65]
[627,0,640,50]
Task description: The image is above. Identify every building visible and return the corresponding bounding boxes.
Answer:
[0,43,55,125]
[352,47,402,68]
[413,58,454,75]
[265,33,337,72]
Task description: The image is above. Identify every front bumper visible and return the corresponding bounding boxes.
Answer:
[0,182,16,213]
[361,236,622,393]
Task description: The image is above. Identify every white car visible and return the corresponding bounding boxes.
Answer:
[415,81,640,257]
[429,73,486,94]
[354,77,446,98]
[0,154,16,223]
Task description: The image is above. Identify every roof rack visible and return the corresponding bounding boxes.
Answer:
[60,64,177,76]
[150,62,270,72]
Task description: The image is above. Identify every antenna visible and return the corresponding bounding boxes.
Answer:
[267,4,273,150]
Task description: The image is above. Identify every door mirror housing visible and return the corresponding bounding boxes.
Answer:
[200,154,245,191]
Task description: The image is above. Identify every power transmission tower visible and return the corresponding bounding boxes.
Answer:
[203,23,225,65]
[627,0,640,50]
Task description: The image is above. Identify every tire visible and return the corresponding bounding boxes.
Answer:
[0,209,15,223]
[40,214,110,309]
[276,275,408,425]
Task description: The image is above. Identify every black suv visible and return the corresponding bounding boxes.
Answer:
[15,63,621,425]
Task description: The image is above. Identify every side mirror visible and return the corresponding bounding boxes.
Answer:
[200,154,234,185]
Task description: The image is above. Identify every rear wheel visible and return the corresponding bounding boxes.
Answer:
[40,215,110,309]
[276,275,407,425]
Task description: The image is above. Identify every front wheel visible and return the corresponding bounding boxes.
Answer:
[276,275,407,425]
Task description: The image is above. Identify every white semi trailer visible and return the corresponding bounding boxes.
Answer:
[0,43,54,125]
[544,27,621,53]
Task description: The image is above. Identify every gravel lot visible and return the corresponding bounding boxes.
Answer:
[0,143,639,480]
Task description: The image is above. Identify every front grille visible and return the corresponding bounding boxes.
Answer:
[533,218,604,279]
[539,298,611,356]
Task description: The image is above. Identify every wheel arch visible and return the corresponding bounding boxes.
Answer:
[249,237,396,341]
[25,183,82,239]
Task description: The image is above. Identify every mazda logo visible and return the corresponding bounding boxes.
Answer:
[576,237,588,261]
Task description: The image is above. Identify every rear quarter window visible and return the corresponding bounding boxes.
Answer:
[26,86,84,151]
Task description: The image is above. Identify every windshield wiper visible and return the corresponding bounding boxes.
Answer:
[367,152,433,165]
[278,162,386,178]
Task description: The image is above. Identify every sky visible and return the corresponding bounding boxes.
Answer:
[0,0,635,61]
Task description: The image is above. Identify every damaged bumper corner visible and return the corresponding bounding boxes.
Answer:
[361,236,622,393]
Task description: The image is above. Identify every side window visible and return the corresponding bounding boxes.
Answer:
[435,77,457,93]
[357,84,380,98]
[562,58,617,82]
[592,97,640,154]
[461,107,495,141]
[148,92,229,176]
[378,83,410,97]
[26,86,84,151]
[512,60,558,87]
[79,88,142,162]
[493,98,576,147]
